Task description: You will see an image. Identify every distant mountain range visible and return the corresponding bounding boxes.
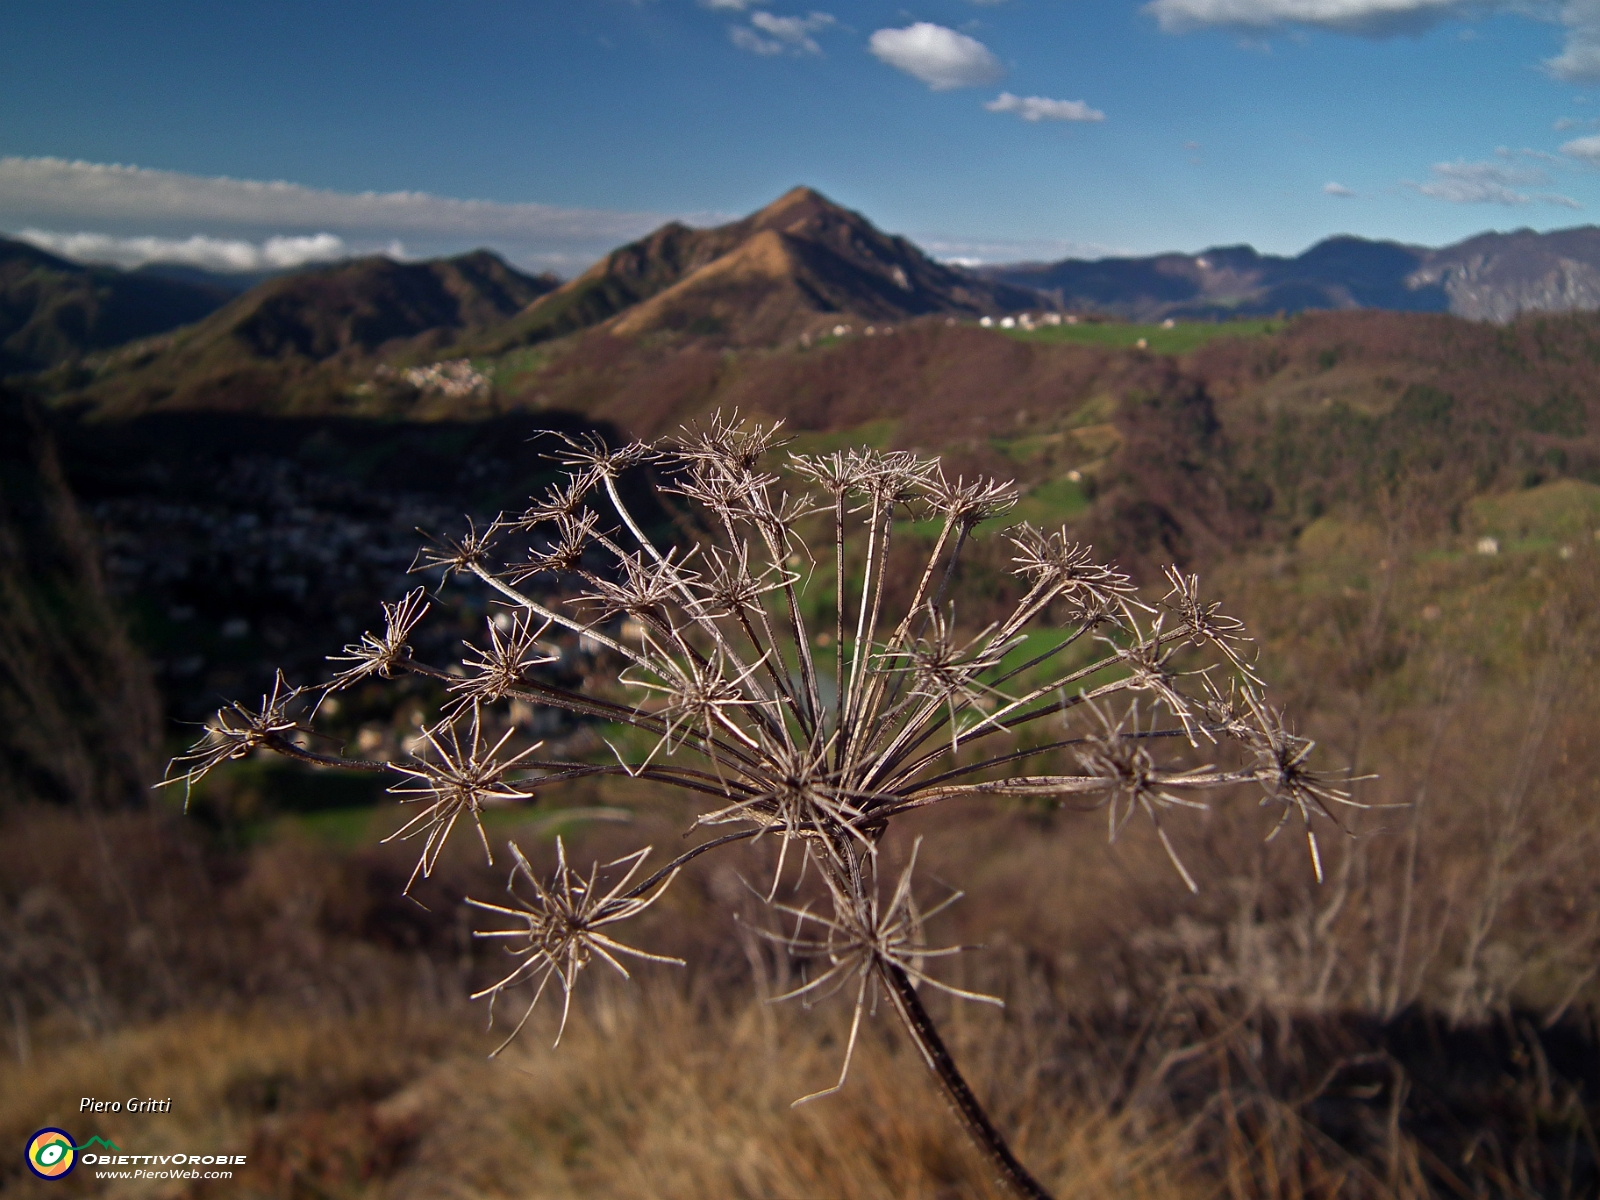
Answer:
[62,250,560,414]
[26,188,1044,414]
[15,188,1600,415]
[980,225,1600,323]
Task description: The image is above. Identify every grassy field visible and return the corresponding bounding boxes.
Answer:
[1003,317,1283,355]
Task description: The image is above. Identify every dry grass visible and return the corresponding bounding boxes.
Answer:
[0,992,1198,1200]
[10,455,1600,1198]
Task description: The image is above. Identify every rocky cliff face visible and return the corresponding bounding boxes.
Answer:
[1406,228,1600,322]
[0,389,159,808]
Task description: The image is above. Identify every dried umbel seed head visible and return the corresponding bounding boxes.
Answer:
[469,838,682,1050]
[384,705,543,892]
[1075,702,1218,893]
[1237,688,1372,882]
[1162,565,1258,681]
[161,671,310,801]
[755,837,999,1105]
[327,587,431,688]
[549,430,654,477]
[169,408,1365,1200]
[1007,524,1140,620]
[449,611,558,711]
[412,517,501,579]
[676,409,791,473]
[925,469,1021,527]
[515,477,594,529]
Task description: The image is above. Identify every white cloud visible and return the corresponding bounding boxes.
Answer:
[1547,0,1600,79]
[1500,144,1567,162]
[1561,131,1600,161]
[14,229,356,272]
[1323,181,1357,196]
[1143,0,1600,82]
[868,23,1005,90]
[1145,0,1474,35]
[918,233,1119,264]
[731,11,835,56]
[731,26,786,54]
[1404,158,1581,207]
[701,0,755,8]
[984,92,1105,122]
[0,156,672,247]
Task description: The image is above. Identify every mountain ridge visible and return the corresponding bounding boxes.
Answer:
[979,224,1600,323]
[469,186,1039,352]
[0,237,238,375]
[68,249,559,415]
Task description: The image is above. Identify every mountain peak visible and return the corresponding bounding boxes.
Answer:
[753,185,839,224]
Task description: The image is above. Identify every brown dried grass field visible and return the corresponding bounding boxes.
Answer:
[7,474,1600,1199]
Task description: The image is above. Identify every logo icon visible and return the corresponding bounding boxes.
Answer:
[26,1129,76,1180]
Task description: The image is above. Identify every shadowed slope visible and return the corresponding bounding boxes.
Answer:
[0,388,158,808]
[0,237,235,375]
[70,250,558,415]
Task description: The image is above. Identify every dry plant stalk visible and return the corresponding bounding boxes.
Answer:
[165,412,1362,1200]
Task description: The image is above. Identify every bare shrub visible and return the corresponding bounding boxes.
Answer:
[166,412,1359,1199]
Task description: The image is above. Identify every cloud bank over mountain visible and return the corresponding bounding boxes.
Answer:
[1404,159,1581,208]
[0,157,697,274]
[14,229,357,272]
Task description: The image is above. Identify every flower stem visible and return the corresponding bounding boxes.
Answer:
[880,962,1055,1200]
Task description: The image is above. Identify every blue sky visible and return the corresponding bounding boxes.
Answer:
[3,0,1600,274]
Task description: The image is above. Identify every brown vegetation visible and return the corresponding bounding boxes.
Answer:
[13,292,1600,1195]
[10,445,1600,1197]
[0,389,158,808]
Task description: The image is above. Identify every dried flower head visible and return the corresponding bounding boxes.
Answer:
[176,408,1364,1200]
[470,838,683,1050]
[412,517,500,579]
[756,837,998,1104]
[385,705,543,892]
[448,611,558,711]
[327,587,431,689]
[161,671,310,801]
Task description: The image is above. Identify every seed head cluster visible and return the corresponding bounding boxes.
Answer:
[164,410,1362,1200]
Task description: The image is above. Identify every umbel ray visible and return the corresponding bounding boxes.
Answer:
[165,411,1367,1200]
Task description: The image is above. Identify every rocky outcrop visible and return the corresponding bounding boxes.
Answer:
[1406,228,1600,323]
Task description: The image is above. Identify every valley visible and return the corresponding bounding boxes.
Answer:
[6,185,1600,1199]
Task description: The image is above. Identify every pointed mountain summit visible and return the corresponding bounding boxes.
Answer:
[474,186,1039,351]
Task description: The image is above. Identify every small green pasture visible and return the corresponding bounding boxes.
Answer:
[1002,318,1283,355]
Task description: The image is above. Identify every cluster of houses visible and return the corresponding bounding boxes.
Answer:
[89,456,463,718]
[810,312,1080,345]
[979,313,1071,330]
[396,358,490,398]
